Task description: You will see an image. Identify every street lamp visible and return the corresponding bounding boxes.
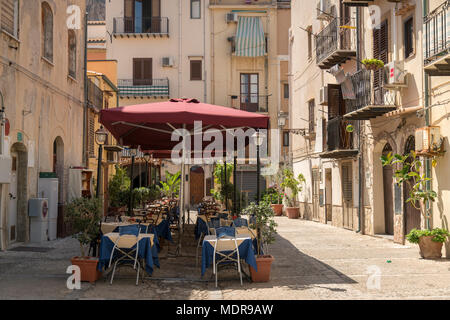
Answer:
[95,126,108,198]
[128,147,138,215]
[252,131,265,204]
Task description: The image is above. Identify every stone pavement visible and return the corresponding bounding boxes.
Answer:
[0,216,449,300]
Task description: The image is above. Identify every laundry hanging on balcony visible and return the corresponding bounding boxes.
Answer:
[235,16,266,57]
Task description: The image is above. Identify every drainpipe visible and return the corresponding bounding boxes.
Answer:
[83,11,88,167]
[356,7,363,233]
[178,0,182,98]
[423,0,431,230]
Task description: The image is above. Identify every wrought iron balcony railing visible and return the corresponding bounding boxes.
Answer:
[343,69,396,120]
[326,116,353,152]
[315,17,356,69]
[118,79,169,97]
[424,1,450,74]
[87,78,103,110]
[230,95,269,113]
[113,17,169,36]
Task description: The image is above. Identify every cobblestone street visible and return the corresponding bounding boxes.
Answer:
[1,216,449,300]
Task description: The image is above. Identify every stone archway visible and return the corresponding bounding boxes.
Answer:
[9,142,28,243]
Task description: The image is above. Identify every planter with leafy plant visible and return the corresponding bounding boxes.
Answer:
[362,58,384,71]
[281,168,305,219]
[381,151,448,259]
[108,165,131,216]
[406,228,449,259]
[64,197,103,283]
[262,186,284,216]
[157,170,181,199]
[242,201,278,282]
[212,163,234,210]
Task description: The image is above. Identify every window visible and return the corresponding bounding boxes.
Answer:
[308,99,315,133]
[190,60,202,80]
[133,58,153,85]
[191,0,201,19]
[240,73,259,112]
[404,17,414,59]
[124,0,161,33]
[1,0,19,38]
[283,131,289,147]
[307,26,312,60]
[373,20,388,90]
[283,83,289,99]
[68,30,76,78]
[42,2,53,62]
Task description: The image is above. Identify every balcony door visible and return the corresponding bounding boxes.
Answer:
[133,58,152,85]
[342,162,353,230]
[240,73,259,112]
[124,0,160,33]
[373,20,388,105]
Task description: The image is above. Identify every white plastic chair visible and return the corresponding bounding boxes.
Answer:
[212,235,244,288]
[108,227,142,286]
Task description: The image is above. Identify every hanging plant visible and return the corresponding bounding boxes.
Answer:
[361,59,384,71]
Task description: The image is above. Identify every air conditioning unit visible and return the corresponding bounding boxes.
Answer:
[162,57,174,67]
[383,61,408,89]
[415,126,444,156]
[319,86,328,105]
[226,13,238,23]
[317,0,332,20]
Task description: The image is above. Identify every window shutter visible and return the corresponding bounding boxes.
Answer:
[88,113,95,158]
[328,84,341,120]
[143,59,152,85]
[373,20,388,90]
[342,163,353,201]
[190,60,202,80]
[133,59,142,85]
[133,58,152,85]
[308,100,315,133]
[1,0,15,36]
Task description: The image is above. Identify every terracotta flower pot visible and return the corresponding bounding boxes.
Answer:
[418,236,443,259]
[71,257,102,283]
[286,207,300,219]
[271,204,284,216]
[250,255,274,283]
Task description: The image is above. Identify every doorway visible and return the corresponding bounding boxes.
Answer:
[325,168,332,222]
[382,143,394,235]
[342,162,353,229]
[312,168,320,221]
[190,166,205,205]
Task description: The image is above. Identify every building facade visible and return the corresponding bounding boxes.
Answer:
[0,0,87,250]
[290,0,430,243]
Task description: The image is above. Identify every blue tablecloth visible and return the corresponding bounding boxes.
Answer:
[201,237,257,276]
[149,219,173,242]
[97,234,160,275]
[195,217,209,240]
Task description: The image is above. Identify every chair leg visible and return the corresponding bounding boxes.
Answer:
[215,263,218,288]
[136,262,140,286]
[238,261,243,286]
[110,260,118,285]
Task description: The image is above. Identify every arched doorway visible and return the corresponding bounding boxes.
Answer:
[382,143,394,235]
[190,166,204,205]
[9,142,28,243]
[404,135,421,234]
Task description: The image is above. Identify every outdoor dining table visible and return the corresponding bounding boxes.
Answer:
[101,218,173,242]
[97,232,160,275]
[201,235,257,277]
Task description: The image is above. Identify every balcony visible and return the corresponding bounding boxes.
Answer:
[113,17,169,38]
[231,95,268,113]
[118,79,169,98]
[320,116,358,159]
[424,1,450,76]
[343,69,397,120]
[315,17,356,69]
[87,79,103,111]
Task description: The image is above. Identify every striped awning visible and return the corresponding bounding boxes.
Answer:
[235,16,266,57]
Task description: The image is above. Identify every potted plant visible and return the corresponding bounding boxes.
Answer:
[361,58,384,71]
[108,165,131,216]
[64,197,103,283]
[381,151,447,259]
[262,186,284,216]
[406,228,449,259]
[281,168,305,219]
[157,170,181,198]
[242,201,278,282]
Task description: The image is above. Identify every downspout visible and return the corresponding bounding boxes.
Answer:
[423,0,431,229]
[83,11,88,167]
[178,0,182,98]
[203,0,207,103]
[356,6,363,233]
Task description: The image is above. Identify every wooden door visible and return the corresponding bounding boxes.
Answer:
[404,136,421,234]
[373,20,388,105]
[383,166,394,235]
[342,162,353,229]
[312,169,320,221]
[8,153,17,242]
[190,167,204,205]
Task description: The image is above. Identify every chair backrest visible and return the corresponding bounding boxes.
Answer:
[137,224,149,234]
[119,225,140,236]
[233,218,248,228]
[216,227,236,238]
[208,217,221,229]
